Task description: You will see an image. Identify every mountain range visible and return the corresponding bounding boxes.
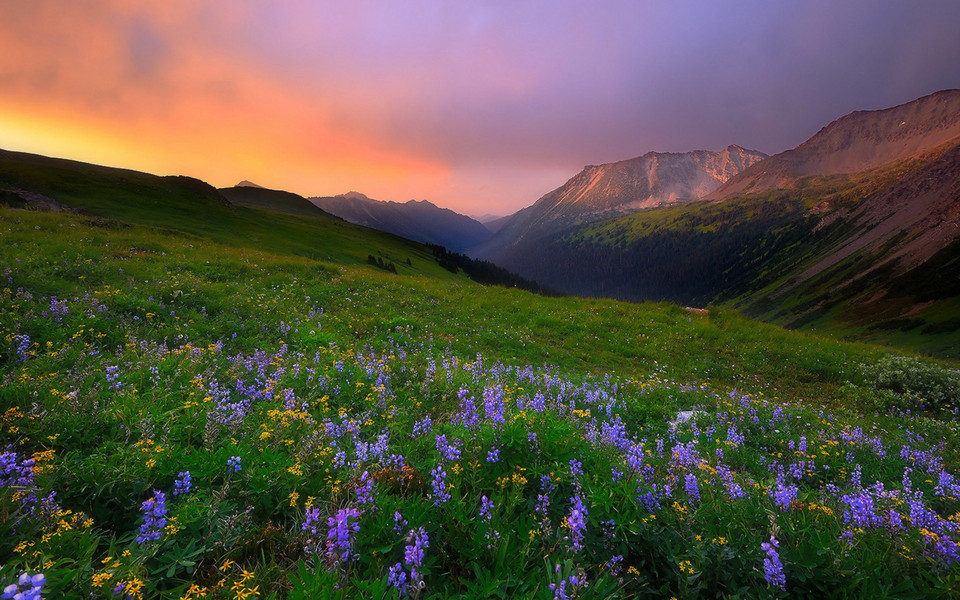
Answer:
[310,191,491,252]
[471,144,767,259]
[473,89,960,354]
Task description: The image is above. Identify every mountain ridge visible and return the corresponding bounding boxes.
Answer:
[472,144,766,259]
[310,192,491,252]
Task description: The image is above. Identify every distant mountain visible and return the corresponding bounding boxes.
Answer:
[236,180,265,189]
[220,185,336,219]
[482,89,960,354]
[471,145,766,259]
[310,192,491,252]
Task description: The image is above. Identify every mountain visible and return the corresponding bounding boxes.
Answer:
[483,90,960,355]
[707,89,960,201]
[310,192,492,252]
[236,179,265,188]
[471,145,766,259]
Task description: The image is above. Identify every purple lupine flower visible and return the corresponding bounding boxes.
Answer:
[685,473,700,505]
[404,527,429,586]
[411,416,433,438]
[761,535,786,590]
[566,495,588,553]
[0,451,36,490]
[2,572,45,600]
[105,365,124,391]
[435,434,461,462]
[536,475,554,522]
[486,447,500,463]
[483,386,505,425]
[326,507,361,564]
[14,334,31,362]
[606,554,624,576]
[226,456,242,473]
[136,491,167,544]
[850,464,862,489]
[387,562,408,596]
[479,495,494,523]
[430,466,451,505]
[569,459,583,480]
[769,476,797,511]
[457,389,479,429]
[356,471,375,506]
[173,471,192,496]
[727,425,745,446]
[393,511,408,534]
[302,507,322,535]
[840,490,879,528]
[530,391,547,413]
[718,466,746,500]
[549,573,586,600]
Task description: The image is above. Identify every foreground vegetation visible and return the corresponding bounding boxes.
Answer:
[2,206,960,599]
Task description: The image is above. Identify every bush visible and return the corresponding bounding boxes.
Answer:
[862,355,960,411]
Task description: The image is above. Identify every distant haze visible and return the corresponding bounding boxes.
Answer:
[0,1,958,215]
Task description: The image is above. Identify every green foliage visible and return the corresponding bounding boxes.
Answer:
[862,355,960,411]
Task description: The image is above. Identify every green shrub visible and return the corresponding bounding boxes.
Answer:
[862,355,960,411]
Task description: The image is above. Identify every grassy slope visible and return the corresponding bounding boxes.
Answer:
[0,149,459,280]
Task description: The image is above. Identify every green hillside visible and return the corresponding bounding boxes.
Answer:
[2,154,960,598]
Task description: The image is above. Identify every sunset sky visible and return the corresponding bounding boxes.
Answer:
[1,1,959,216]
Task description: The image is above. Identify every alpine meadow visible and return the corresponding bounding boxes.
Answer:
[3,2,960,599]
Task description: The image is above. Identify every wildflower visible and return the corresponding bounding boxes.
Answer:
[2,572,45,600]
[173,471,192,496]
[356,471,375,506]
[326,507,361,565]
[480,495,494,523]
[404,527,429,587]
[302,507,322,536]
[227,456,242,473]
[393,511,408,533]
[685,473,700,505]
[769,476,797,511]
[411,416,432,438]
[434,434,461,462]
[840,490,879,528]
[483,386,505,425]
[566,495,588,553]
[549,573,586,600]
[387,563,408,596]
[14,334,31,362]
[136,491,167,544]
[761,535,786,590]
[486,447,500,463]
[430,466,451,505]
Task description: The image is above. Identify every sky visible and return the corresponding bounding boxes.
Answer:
[1,1,959,216]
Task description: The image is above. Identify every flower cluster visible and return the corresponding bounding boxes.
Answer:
[173,471,192,496]
[326,507,361,565]
[2,573,45,600]
[136,490,167,544]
